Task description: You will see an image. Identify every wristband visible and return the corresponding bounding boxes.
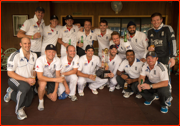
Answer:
[31,35,33,39]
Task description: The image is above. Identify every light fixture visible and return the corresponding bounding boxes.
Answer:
[111,1,123,14]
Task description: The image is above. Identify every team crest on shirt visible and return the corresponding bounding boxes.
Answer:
[106,36,108,40]
[20,58,24,62]
[74,29,75,32]
[161,31,164,36]
[135,66,137,70]
[56,31,58,34]
[135,39,137,43]
[91,62,93,66]
[54,64,56,69]
[84,63,88,66]
[32,57,34,62]
[154,70,156,75]
[128,39,131,42]
[41,25,44,29]
[112,62,115,65]
[171,34,175,38]
[90,36,92,39]
[64,30,68,33]
[48,32,52,35]
[150,34,154,37]
[33,25,38,28]
[121,47,123,50]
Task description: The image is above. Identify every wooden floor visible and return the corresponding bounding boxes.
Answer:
[1,71,179,125]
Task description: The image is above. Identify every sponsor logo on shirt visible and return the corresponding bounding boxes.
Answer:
[65,65,69,68]
[33,25,38,28]
[64,30,68,33]
[7,63,13,68]
[151,39,163,47]
[45,64,49,68]
[145,69,149,72]
[48,32,52,35]
[84,63,88,66]
[77,63,79,66]
[125,65,128,68]
[126,45,131,49]
[98,35,101,37]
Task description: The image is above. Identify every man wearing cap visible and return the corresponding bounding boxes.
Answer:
[136,51,171,113]
[58,45,79,101]
[4,37,37,120]
[126,21,148,62]
[110,31,132,60]
[76,20,96,57]
[41,15,62,56]
[104,45,122,92]
[17,6,45,58]
[58,15,79,57]
[116,50,143,98]
[77,45,108,96]
[93,20,113,58]
[35,44,70,111]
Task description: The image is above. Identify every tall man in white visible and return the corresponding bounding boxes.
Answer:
[58,45,79,101]
[137,51,171,113]
[94,20,113,57]
[41,15,62,55]
[4,37,37,120]
[58,15,79,57]
[126,21,148,62]
[35,44,70,111]
[77,45,108,96]
[17,7,45,57]
[76,20,96,57]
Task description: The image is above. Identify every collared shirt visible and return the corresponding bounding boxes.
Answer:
[78,55,101,74]
[7,48,37,78]
[41,25,62,55]
[140,61,169,84]
[108,55,122,75]
[118,58,143,79]
[128,30,148,59]
[35,55,61,78]
[76,30,96,50]
[60,55,79,73]
[21,15,45,52]
[153,23,164,30]
[93,28,113,57]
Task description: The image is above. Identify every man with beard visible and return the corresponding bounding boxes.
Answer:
[77,45,108,96]
[76,20,96,57]
[116,50,143,98]
[93,20,113,57]
[35,44,70,111]
[58,45,79,101]
[126,21,148,62]
[17,7,45,58]
[58,15,79,57]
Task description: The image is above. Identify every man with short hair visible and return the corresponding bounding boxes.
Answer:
[17,6,45,57]
[35,44,70,111]
[58,15,79,57]
[58,45,79,101]
[137,51,171,113]
[126,21,148,62]
[116,50,143,98]
[94,20,113,57]
[76,20,96,57]
[77,45,108,96]
[41,15,62,55]
[4,37,37,120]
[111,31,132,60]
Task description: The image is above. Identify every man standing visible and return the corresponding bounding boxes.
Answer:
[58,45,79,101]
[111,31,132,60]
[35,44,69,111]
[127,21,148,62]
[76,20,96,57]
[137,51,171,113]
[94,20,113,57]
[17,7,45,57]
[77,45,108,96]
[4,37,37,120]
[58,15,79,57]
[116,50,143,98]
[41,15,62,55]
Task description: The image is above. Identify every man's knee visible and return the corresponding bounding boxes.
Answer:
[69,74,78,81]
[77,77,86,86]
[38,80,47,90]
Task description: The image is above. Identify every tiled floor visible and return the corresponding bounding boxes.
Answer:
[1,71,179,125]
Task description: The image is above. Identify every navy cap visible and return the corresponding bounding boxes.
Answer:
[50,15,58,20]
[65,15,73,20]
[109,45,117,49]
[127,21,136,28]
[35,6,45,13]
[45,44,56,51]
[146,51,157,58]
[85,45,94,51]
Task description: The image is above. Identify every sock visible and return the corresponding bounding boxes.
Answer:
[38,99,44,111]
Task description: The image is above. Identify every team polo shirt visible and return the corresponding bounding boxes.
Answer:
[118,58,143,79]
[35,55,61,78]
[76,30,96,50]
[7,48,37,78]
[108,55,122,75]
[58,25,79,54]
[60,55,79,73]
[41,25,62,55]
[93,28,113,57]
[78,55,101,74]
[128,31,148,59]
[21,15,45,52]
[140,61,169,84]
[110,38,132,60]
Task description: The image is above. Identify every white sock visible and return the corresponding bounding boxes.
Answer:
[38,99,44,111]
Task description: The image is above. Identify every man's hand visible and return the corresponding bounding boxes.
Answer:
[126,34,130,40]
[65,87,70,95]
[54,77,65,83]
[140,83,151,90]
[63,43,69,48]
[140,58,146,62]
[137,84,142,92]
[107,71,114,78]
[148,46,155,51]
[168,58,175,68]
[88,74,96,81]
[78,43,83,48]
[121,74,128,80]
[33,32,41,39]
[26,78,36,86]
[126,78,133,84]
[47,92,57,101]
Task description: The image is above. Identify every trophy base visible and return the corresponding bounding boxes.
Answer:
[102,70,111,79]
[95,69,110,79]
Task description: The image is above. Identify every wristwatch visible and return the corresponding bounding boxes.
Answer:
[150,84,153,89]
